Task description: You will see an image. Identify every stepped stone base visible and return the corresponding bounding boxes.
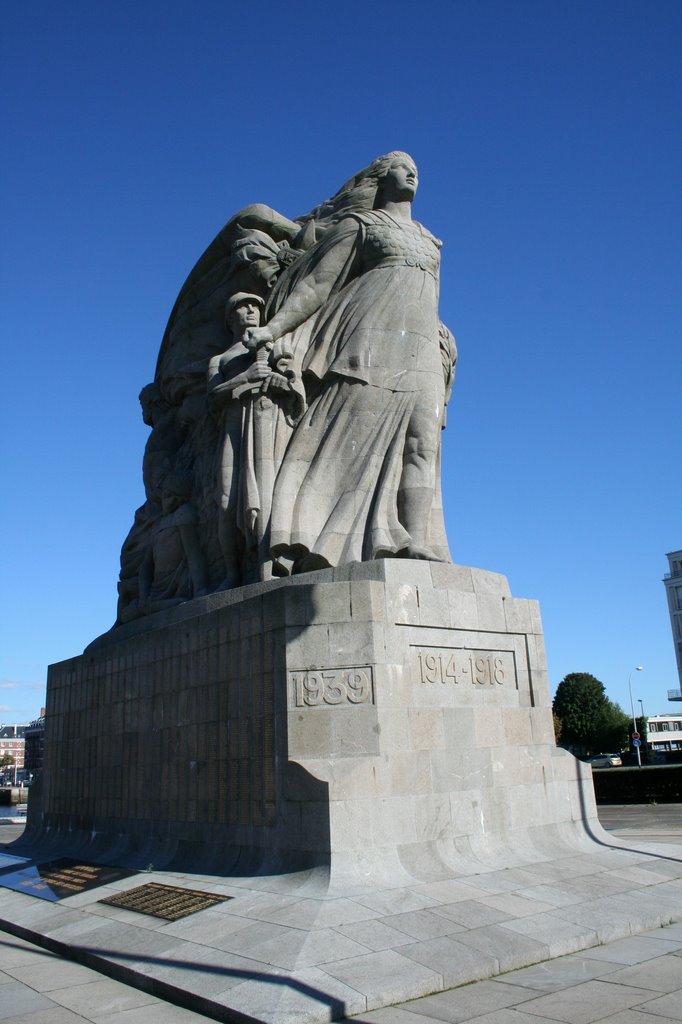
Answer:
[26,561,597,885]
[2,832,681,1024]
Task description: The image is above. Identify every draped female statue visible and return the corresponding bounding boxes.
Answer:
[115,152,455,622]
[246,152,456,575]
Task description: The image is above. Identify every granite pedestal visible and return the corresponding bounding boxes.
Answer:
[23,561,596,883]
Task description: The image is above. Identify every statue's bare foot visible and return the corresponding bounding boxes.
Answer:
[293,552,332,574]
[399,544,446,561]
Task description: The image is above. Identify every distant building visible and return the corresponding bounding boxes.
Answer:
[0,724,26,782]
[663,549,682,701]
[645,713,682,752]
[24,708,46,777]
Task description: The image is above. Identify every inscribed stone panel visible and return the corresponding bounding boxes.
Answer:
[406,626,533,707]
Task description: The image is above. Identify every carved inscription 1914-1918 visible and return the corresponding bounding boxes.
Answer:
[416,648,515,688]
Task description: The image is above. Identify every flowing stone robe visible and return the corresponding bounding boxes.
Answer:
[268,209,453,570]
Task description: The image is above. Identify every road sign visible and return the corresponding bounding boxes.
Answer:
[632,738,641,748]
[632,731,640,740]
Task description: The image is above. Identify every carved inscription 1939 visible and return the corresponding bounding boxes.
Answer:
[289,667,375,708]
[416,648,516,688]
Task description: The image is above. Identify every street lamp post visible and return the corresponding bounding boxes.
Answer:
[638,698,646,756]
[628,666,644,767]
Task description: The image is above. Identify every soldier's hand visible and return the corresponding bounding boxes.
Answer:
[243,326,274,352]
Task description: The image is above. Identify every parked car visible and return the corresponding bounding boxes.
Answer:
[590,753,622,768]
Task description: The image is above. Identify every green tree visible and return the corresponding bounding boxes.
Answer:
[598,698,632,753]
[0,754,14,769]
[552,672,630,754]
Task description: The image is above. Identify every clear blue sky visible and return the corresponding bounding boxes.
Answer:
[2,1,680,725]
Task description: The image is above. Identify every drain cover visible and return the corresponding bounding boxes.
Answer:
[99,882,231,920]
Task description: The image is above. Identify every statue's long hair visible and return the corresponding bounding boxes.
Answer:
[302,151,416,225]
[265,152,418,325]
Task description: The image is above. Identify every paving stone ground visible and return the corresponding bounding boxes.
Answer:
[342,922,682,1022]
[1,919,681,1023]
[0,806,680,1024]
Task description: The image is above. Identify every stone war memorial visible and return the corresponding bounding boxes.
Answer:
[4,153,682,1023]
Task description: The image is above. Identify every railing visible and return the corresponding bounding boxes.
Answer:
[664,569,682,580]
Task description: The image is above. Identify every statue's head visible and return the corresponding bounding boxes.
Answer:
[368,152,418,205]
[229,228,295,291]
[304,152,418,222]
[224,292,264,339]
[365,151,417,183]
[139,382,167,427]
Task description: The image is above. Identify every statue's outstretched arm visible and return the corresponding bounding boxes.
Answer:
[246,223,358,348]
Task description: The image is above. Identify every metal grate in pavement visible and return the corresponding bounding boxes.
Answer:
[99,882,232,920]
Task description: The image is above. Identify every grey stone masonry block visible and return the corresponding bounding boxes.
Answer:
[504,597,534,634]
[307,582,352,624]
[349,580,386,623]
[29,561,604,889]
[446,588,479,629]
[385,582,421,625]
[430,561,475,591]
[414,586,451,628]
[475,593,508,631]
[470,567,512,597]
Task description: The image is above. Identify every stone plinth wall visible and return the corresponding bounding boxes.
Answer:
[46,605,281,831]
[32,562,598,881]
[40,584,310,871]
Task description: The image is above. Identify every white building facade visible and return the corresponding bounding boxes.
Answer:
[646,713,682,752]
